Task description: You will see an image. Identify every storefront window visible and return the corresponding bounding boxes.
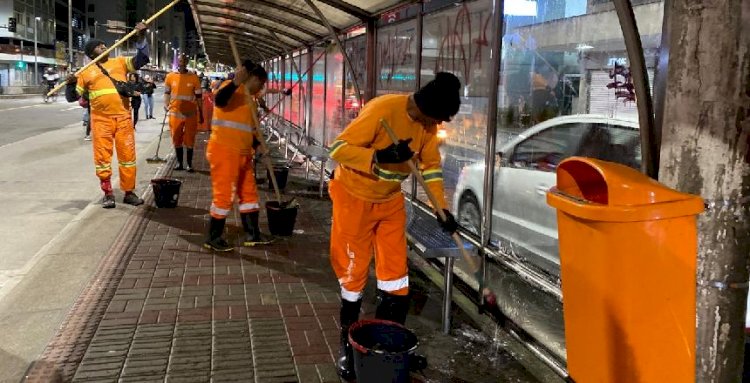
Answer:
[376,20,418,95]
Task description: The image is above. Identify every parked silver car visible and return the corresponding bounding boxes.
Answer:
[452,115,641,275]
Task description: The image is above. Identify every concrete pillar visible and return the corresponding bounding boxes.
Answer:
[658,0,750,381]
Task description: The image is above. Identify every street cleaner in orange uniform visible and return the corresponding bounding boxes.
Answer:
[65,23,149,208]
[203,60,275,252]
[328,72,461,380]
[164,54,204,172]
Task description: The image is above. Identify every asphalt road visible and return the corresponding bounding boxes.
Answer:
[0,97,86,147]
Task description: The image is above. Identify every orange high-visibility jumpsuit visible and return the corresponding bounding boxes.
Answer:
[76,57,138,193]
[164,71,202,148]
[328,94,447,302]
[207,80,260,219]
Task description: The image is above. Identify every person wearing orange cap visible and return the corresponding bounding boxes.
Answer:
[163,54,204,172]
[64,23,149,209]
[328,72,461,380]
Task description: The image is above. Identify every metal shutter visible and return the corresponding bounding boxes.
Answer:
[588,70,654,120]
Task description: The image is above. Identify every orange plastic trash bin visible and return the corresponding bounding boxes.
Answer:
[199,93,213,131]
[546,157,704,383]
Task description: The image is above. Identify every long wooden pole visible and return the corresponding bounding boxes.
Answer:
[229,36,283,204]
[48,0,181,96]
[378,118,480,273]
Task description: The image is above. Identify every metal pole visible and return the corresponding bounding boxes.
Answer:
[34,18,38,83]
[442,257,455,334]
[411,4,423,200]
[68,0,73,67]
[94,20,97,39]
[479,0,505,304]
[613,0,657,179]
[305,47,313,138]
[365,18,376,102]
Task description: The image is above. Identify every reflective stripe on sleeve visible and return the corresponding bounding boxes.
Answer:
[421,168,443,183]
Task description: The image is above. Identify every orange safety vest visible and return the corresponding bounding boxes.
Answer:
[209,80,258,154]
[76,57,134,116]
[165,71,201,119]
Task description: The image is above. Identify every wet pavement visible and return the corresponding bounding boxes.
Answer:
[22,131,539,383]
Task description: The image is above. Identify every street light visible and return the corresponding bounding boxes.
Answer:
[34,16,40,83]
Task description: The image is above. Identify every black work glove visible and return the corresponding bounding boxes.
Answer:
[436,209,458,234]
[375,138,413,164]
[282,88,292,96]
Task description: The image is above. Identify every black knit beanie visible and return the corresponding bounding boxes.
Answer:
[414,72,461,122]
[242,59,256,71]
[84,39,105,59]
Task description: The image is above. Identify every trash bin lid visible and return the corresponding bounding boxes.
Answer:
[547,157,704,222]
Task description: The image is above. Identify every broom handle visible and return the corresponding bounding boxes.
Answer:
[379,118,481,274]
[47,0,181,97]
[229,36,282,204]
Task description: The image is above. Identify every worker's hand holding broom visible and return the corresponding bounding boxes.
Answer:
[378,118,498,309]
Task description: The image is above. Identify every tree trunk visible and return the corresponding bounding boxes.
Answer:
[658,0,750,381]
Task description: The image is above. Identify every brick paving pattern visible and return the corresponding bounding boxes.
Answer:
[23,131,539,383]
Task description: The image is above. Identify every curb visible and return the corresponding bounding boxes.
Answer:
[22,153,177,382]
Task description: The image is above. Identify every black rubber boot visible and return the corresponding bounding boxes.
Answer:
[186,148,194,173]
[174,147,184,170]
[203,217,233,252]
[241,211,273,246]
[338,298,362,382]
[374,290,427,371]
[375,290,410,325]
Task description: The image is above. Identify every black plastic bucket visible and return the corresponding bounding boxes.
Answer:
[151,178,181,208]
[267,166,290,190]
[266,201,298,236]
[349,319,419,383]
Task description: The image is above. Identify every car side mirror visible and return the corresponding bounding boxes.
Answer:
[495,152,508,167]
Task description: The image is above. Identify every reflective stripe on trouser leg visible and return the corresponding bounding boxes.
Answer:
[329,179,376,302]
[373,190,409,296]
[237,154,260,213]
[169,115,185,147]
[113,114,136,191]
[91,112,116,182]
[207,140,239,219]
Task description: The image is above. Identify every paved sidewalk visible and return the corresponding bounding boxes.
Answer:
[22,131,538,383]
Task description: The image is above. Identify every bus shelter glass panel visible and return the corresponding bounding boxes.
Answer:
[375,19,418,96]
[311,47,327,145]
[448,0,664,362]
[297,52,307,129]
[325,44,345,146]
[343,35,367,127]
[420,0,493,214]
[284,57,293,122]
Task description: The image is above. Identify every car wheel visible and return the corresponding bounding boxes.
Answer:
[458,192,481,236]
